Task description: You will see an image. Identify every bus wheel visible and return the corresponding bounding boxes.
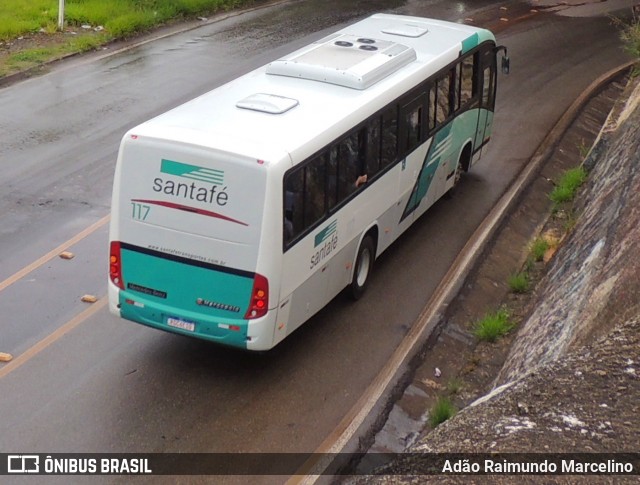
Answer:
[446,158,466,199]
[452,161,464,187]
[447,144,471,198]
[350,236,375,300]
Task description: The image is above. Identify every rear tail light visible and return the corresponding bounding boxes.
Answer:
[245,273,268,319]
[109,241,124,290]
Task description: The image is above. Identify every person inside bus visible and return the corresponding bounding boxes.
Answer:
[347,130,368,190]
[355,173,368,188]
[284,206,294,243]
[284,182,299,244]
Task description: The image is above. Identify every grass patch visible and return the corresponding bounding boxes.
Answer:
[5,47,56,73]
[523,257,535,273]
[529,237,550,263]
[0,1,254,78]
[429,396,456,428]
[549,166,587,205]
[8,48,52,63]
[67,34,107,53]
[446,378,463,395]
[508,271,529,294]
[562,209,579,233]
[614,13,640,59]
[0,1,252,41]
[577,139,590,159]
[473,308,514,342]
[3,32,107,72]
[104,12,159,38]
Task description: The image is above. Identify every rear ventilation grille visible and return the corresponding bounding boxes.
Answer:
[266,34,417,90]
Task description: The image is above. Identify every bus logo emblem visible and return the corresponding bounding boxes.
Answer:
[310,220,338,270]
[196,298,241,313]
[161,159,224,185]
[314,220,337,248]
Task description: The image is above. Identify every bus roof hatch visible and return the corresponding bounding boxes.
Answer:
[266,34,416,90]
[236,93,299,114]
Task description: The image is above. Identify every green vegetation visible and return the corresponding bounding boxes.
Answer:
[429,396,456,427]
[8,48,52,63]
[508,271,529,294]
[529,237,550,263]
[577,139,590,159]
[617,14,640,59]
[446,378,463,395]
[549,166,587,205]
[0,1,254,77]
[562,208,579,233]
[473,308,513,342]
[0,0,249,40]
[2,34,107,76]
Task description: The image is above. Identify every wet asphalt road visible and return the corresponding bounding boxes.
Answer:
[0,0,635,480]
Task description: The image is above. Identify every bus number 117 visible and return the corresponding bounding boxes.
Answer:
[131,202,151,221]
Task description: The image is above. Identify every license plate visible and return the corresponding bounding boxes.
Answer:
[167,317,196,332]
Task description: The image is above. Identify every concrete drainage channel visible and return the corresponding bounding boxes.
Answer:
[352,63,635,474]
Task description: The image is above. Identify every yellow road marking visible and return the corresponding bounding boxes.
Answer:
[0,214,110,293]
[0,298,107,379]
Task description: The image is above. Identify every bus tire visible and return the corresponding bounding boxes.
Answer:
[445,163,463,200]
[446,144,471,198]
[350,236,375,300]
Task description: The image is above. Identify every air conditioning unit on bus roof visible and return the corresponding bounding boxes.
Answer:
[266,34,417,90]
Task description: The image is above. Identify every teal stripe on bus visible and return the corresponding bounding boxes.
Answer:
[118,245,255,348]
[120,246,254,316]
[461,33,480,54]
[402,109,481,221]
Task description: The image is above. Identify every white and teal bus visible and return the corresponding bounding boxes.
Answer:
[108,14,508,351]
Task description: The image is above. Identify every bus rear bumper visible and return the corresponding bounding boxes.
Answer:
[108,282,276,351]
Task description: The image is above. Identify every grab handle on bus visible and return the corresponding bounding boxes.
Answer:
[496,45,510,75]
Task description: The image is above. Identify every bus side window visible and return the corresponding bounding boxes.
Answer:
[451,66,459,112]
[304,154,327,228]
[460,54,475,107]
[381,106,398,167]
[337,132,362,201]
[327,147,338,210]
[366,117,381,177]
[436,73,451,125]
[402,95,424,153]
[284,168,304,245]
[482,65,495,109]
[427,85,436,133]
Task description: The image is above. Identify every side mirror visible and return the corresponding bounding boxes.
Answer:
[502,56,510,75]
[495,45,510,75]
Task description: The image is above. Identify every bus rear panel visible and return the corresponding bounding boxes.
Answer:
[108,132,277,350]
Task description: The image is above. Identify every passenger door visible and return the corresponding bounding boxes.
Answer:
[474,49,497,151]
